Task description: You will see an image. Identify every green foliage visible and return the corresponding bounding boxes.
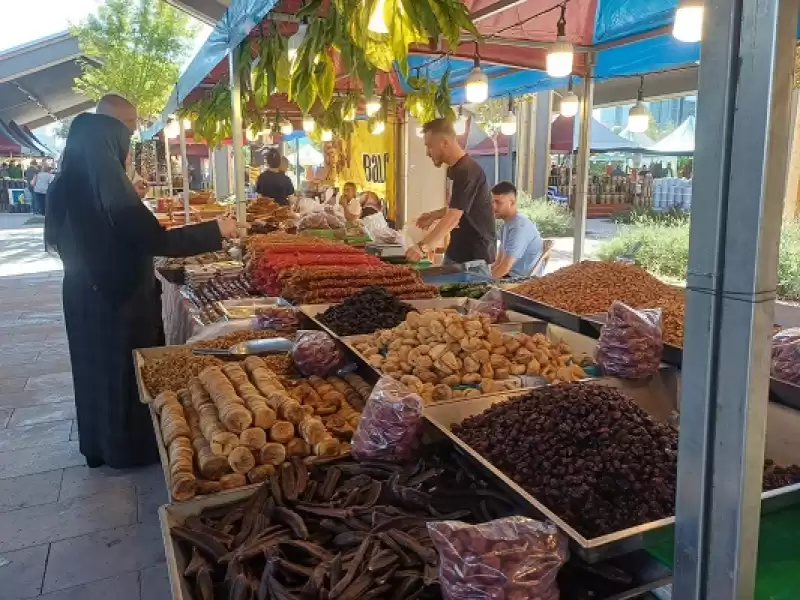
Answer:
[645,119,677,143]
[598,218,800,300]
[54,117,75,141]
[515,193,573,237]
[71,0,198,121]
[610,204,690,226]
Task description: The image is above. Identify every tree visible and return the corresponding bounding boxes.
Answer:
[54,117,75,141]
[71,0,198,122]
[645,119,677,143]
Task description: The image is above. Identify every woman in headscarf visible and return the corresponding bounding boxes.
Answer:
[45,97,239,469]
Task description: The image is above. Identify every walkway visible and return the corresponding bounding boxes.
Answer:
[0,215,170,600]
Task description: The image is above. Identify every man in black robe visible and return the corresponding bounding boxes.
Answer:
[45,94,239,469]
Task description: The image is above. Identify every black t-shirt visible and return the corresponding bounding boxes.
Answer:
[256,170,295,205]
[445,154,497,264]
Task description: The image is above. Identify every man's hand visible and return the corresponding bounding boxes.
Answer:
[133,180,147,199]
[415,212,437,230]
[216,216,240,239]
[405,244,424,263]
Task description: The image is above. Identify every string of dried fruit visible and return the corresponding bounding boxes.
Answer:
[198,367,253,433]
[187,377,240,457]
[242,356,304,423]
[154,391,196,501]
[220,363,277,429]
[178,389,230,480]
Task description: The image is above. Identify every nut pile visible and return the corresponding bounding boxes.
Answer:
[453,384,679,538]
[353,310,588,403]
[317,286,414,336]
[514,261,686,346]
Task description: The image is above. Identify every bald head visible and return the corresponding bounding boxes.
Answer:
[96,94,137,132]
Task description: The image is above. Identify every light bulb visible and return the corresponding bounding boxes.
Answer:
[280,120,294,136]
[627,101,650,133]
[560,91,579,118]
[368,0,389,34]
[182,119,192,130]
[416,126,424,138]
[465,67,489,104]
[302,115,315,133]
[321,129,333,142]
[165,121,179,139]
[546,37,574,78]
[500,113,517,136]
[673,0,703,43]
[245,129,257,142]
[371,120,385,135]
[454,116,467,136]
[343,105,355,121]
[366,96,381,116]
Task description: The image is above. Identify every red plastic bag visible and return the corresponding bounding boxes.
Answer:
[291,330,344,377]
[351,376,423,461]
[772,328,800,385]
[428,516,569,600]
[595,301,663,379]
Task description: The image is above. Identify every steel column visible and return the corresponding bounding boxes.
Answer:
[673,0,798,597]
[164,133,174,199]
[228,49,247,227]
[572,56,593,263]
[179,119,190,220]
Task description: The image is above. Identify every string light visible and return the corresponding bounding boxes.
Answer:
[546,4,573,79]
[367,0,389,34]
[280,119,294,135]
[559,76,579,118]
[500,96,516,136]
[673,0,703,43]
[465,42,488,104]
[321,129,333,142]
[366,96,381,117]
[302,115,315,133]
[627,76,650,133]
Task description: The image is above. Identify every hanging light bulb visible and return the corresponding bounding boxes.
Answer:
[465,42,489,104]
[280,119,294,136]
[559,76,579,118]
[288,22,308,62]
[673,0,703,43]
[302,115,316,133]
[245,128,257,142]
[368,0,389,34]
[165,120,179,139]
[365,96,381,117]
[321,129,333,142]
[546,4,574,79]
[627,77,650,133]
[499,96,517,136]
[371,120,385,135]
[454,106,467,136]
[182,119,192,131]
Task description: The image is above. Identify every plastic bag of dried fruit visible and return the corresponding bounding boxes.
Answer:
[351,375,423,461]
[595,301,663,379]
[291,330,345,377]
[468,288,508,323]
[428,516,569,600]
[771,328,800,385]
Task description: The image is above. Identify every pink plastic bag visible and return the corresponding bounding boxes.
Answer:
[468,288,508,323]
[772,328,800,385]
[595,301,663,379]
[291,330,344,377]
[351,376,423,461]
[428,516,569,600]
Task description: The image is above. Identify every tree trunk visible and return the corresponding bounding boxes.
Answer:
[784,88,800,221]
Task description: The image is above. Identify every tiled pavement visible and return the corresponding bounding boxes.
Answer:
[0,217,170,600]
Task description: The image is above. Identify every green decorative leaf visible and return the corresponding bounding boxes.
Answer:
[318,53,336,107]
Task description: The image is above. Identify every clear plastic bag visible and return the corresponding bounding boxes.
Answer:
[255,305,300,335]
[291,330,345,377]
[351,375,423,461]
[772,328,800,385]
[595,301,663,379]
[468,288,508,323]
[428,516,569,600]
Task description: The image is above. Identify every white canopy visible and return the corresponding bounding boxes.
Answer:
[286,144,324,167]
[648,115,695,155]
[618,127,655,148]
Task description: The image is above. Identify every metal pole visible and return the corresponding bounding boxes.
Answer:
[295,137,301,190]
[208,147,215,194]
[228,49,247,227]
[164,133,173,199]
[673,0,798,597]
[179,119,190,222]
[572,55,594,263]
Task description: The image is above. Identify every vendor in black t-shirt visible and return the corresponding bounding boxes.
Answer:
[405,119,496,269]
[256,148,295,205]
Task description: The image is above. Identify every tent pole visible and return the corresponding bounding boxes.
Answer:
[572,54,594,263]
[164,134,174,200]
[229,49,247,229]
[295,137,301,190]
[179,119,190,223]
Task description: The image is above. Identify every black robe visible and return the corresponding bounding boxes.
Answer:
[45,113,223,469]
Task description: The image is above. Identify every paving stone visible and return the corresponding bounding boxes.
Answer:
[0,350,40,368]
[0,544,49,600]
[0,487,136,553]
[0,470,63,511]
[42,521,163,593]
[0,408,10,427]
[69,419,78,441]
[139,563,171,600]
[37,572,140,600]
[7,401,75,427]
[60,465,138,501]
[23,372,72,392]
[0,358,71,380]
[0,388,75,410]
[0,420,72,452]
[0,377,28,394]
[137,484,168,525]
[0,441,84,479]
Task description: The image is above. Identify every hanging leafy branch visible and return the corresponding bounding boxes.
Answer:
[406,70,456,123]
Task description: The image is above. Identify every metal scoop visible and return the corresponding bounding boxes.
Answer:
[192,337,294,357]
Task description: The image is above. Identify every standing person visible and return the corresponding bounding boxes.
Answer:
[32,165,54,215]
[405,119,496,269]
[490,182,544,278]
[25,160,39,194]
[256,148,295,205]
[45,94,239,469]
[0,162,8,178]
[7,160,22,179]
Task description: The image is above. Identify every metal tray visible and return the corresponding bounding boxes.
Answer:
[424,375,800,563]
[499,288,586,333]
[770,377,800,411]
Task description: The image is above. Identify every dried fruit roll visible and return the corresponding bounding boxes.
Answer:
[307,376,343,415]
[314,438,341,458]
[178,390,230,480]
[327,376,364,411]
[168,436,196,501]
[342,374,371,409]
[221,363,277,429]
[299,417,328,446]
[199,367,253,433]
[219,473,247,490]
[323,414,355,441]
[228,446,256,474]
[291,381,323,407]
[243,357,304,423]
[188,378,239,456]
[239,427,268,450]
[196,479,223,495]
[259,442,287,466]
[270,421,295,444]
[156,391,192,447]
[285,437,311,457]
[247,464,276,484]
